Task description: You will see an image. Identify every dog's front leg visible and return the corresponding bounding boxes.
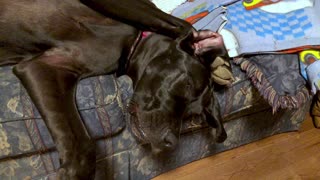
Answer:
[205,91,227,143]
[13,56,95,180]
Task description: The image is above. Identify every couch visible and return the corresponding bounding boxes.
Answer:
[0,58,310,179]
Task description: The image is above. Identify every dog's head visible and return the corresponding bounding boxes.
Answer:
[127,36,226,154]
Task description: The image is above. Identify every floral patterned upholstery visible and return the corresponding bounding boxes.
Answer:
[0,62,310,179]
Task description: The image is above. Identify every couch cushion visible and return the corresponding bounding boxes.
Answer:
[0,66,133,160]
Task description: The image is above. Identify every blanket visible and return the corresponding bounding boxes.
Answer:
[172,0,239,19]
[171,0,320,57]
[222,0,320,56]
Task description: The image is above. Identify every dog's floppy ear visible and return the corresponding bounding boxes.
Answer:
[183,84,227,143]
[203,86,227,143]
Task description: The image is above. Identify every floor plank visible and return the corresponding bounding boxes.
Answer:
[153,114,320,180]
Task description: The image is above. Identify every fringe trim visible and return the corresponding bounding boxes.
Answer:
[234,57,310,113]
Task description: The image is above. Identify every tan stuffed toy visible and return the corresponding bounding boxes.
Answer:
[210,56,234,86]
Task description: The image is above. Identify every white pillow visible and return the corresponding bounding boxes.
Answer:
[260,0,314,13]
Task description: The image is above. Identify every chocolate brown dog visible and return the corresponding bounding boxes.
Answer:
[0,0,226,179]
[127,33,227,154]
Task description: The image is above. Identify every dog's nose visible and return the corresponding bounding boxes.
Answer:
[162,132,178,150]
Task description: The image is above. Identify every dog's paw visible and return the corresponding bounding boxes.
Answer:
[56,161,94,180]
[215,128,227,143]
[57,167,71,180]
[56,144,96,180]
[312,116,320,129]
[210,57,234,86]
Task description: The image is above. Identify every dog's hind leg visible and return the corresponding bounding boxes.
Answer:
[80,0,193,39]
[13,55,95,180]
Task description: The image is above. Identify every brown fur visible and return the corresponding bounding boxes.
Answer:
[0,0,226,179]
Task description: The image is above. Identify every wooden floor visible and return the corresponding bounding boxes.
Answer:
[153,114,320,180]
